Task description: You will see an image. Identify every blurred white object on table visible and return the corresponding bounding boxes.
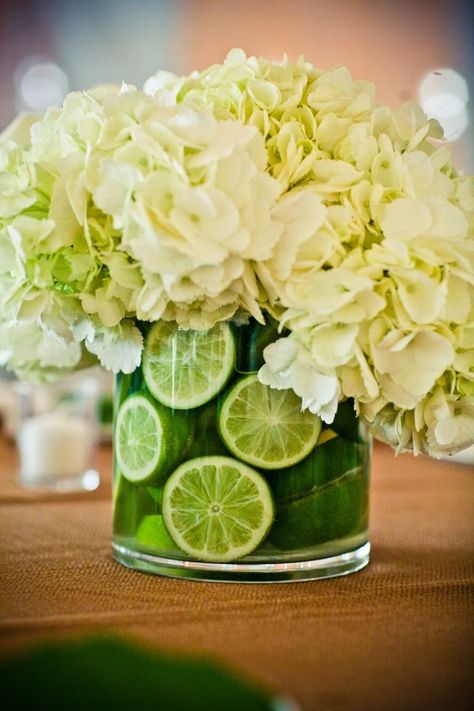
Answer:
[19,412,95,487]
[15,372,101,492]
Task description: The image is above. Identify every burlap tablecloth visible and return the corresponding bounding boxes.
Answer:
[0,436,473,710]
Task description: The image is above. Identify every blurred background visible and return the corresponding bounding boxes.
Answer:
[0,0,473,170]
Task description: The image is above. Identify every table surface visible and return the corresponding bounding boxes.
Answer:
[0,435,473,711]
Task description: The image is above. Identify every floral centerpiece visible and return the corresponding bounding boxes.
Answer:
[1,50,472,581]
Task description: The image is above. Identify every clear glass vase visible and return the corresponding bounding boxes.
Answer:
[112,319,370,583]
[16,373,100,492]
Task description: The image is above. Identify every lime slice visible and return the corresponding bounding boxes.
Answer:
[143,321,236,409]
[218,374,321,470]
[135,515,178,551]
[162,456,274,562]
[115,394,194,484]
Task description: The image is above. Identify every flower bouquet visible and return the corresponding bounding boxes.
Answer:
[1,50,472,581]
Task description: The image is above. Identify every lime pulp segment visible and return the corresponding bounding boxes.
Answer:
[142,321,236,409]
[218,374,321,470]
[162,456,274,562]
[115,394,164,483]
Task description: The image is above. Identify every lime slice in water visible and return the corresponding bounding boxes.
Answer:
[218,374,321,470]
[115,394,193,484]
[143,321,236,409]
[162,456,274,562]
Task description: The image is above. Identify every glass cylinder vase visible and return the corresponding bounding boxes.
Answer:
[112,319,370,583]
[16,373,100,492]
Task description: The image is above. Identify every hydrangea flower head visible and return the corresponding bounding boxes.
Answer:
[1,50,473,457]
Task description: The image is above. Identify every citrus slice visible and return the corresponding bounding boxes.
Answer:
[218,374,321,470]
[162,456,274,562]
[142,321,236,409]
[115,394,193,484]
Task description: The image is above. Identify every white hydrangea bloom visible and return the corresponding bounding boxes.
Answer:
[258,337,340,423]
[423,388,474,457]
[85,320,143,374]
[0,49,472,457]
[82,90,287,330]
[175,49,471,456]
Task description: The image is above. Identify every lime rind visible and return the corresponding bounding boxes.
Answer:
[142,321,236,409]
[162,456,274,562]
[218,374,321,470]
[115,394,163,483]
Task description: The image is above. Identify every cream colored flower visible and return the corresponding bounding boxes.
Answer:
[258,337,340,423]
[367,405,413,453]
[379,197,468,242]
[422,388,474,456]
[0,141,37,219]
[341,343,380,402]
[281,268,374,322]
[370,326,455,409]
[338,123,378,171]
[379,198,432,241]
[85,320,143,373]
[393,269,446,324]
[0,49,472,456]
[263,188,327,282]
[310,323,359,368]
[307,66,375,119]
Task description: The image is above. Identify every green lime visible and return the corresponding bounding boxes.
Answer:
[142,321,236,409]
[135,515,179,551]
[115,394,194,484]
[113,473,157,538]
[162,456,274,562]
[218,374,321,470]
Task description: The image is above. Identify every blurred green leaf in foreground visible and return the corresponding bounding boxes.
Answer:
[0,636,275,711]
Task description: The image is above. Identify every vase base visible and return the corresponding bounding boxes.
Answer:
[112,540,370,583]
